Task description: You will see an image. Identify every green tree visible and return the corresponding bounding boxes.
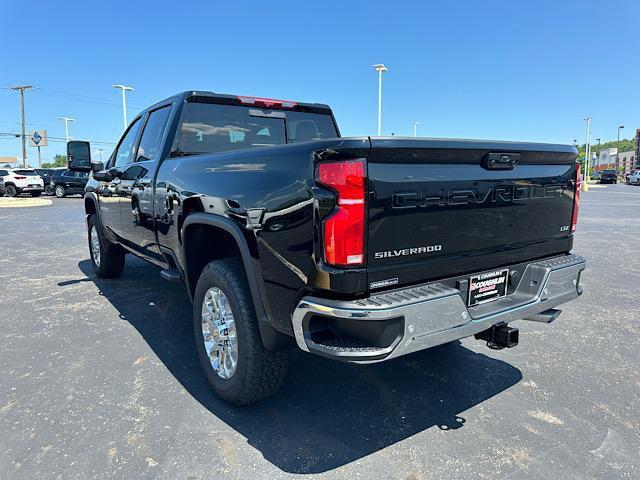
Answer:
[576,138,635,161]
[42,154,67,169]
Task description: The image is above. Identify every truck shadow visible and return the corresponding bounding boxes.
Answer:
[76,258,522,474]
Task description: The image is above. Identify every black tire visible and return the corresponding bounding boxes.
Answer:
[44,185,54,196]
[193,258,288,405]
[30,192,42,197]
[5,185,17,197]
[87,214,125,278]
[54,185,66,198]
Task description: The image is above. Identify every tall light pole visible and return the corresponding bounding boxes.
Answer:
[373,64,388,136]
[112,84,134,130]
[57,117,75,143]
[618,124,624,142]
[411,121,419,137]
[10,85,32,167]
[584,116,592,181]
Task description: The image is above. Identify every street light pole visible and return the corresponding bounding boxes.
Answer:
[373,64,388,136]
[584,116,592,181]
[411,121,419,137]
[57,117,75,143]
[618,124,624,142]
[10,85,32,168]
[112,84,134,130]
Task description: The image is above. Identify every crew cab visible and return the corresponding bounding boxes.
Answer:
[68,91,586,405]
[0,168,44,197]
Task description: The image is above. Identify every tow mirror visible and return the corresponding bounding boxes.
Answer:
[67,141,92,172]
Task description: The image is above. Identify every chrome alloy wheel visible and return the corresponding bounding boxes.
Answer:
[201,287,238,379]
[90,225,101,268]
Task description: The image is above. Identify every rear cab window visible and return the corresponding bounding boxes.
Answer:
[172,99,338,156]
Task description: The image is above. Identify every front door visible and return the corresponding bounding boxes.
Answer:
[118,105,172,260]
[97,116,143,238]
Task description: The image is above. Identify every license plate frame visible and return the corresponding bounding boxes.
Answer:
[468,268,509,307]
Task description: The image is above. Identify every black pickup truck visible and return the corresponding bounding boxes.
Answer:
[67,91,585,404]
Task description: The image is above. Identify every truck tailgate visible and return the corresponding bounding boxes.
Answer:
[367,138,578,289]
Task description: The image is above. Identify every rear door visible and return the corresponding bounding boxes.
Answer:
[366,139,578,289]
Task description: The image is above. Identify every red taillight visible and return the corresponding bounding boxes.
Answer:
[237,96,298,109]
[571,162,581,232]
[14,176,26,180]
[316,160,366,267]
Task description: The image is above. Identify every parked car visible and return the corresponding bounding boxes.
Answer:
[591,170,601,181]
[67,90,586,405]
[50,169,89,197]
[34,168,56,194]
[0,168,44,197]
[628,170,640,185]
[599,169,618,184]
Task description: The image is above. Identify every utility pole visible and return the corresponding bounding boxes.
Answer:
[373,65,388,136]
[112,84,134,130]
[57,117,75,142]
[584,116,592,181]
[11,85,32,167]
[618,124,624,142]
[411,121,419,137]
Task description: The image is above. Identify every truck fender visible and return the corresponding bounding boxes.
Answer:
[182,213,293,352]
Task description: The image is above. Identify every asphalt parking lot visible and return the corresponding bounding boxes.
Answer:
[0,185,639,480]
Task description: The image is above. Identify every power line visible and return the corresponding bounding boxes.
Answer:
[0,131,116,146]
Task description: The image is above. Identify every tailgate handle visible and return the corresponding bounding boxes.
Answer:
[482,153,520,170]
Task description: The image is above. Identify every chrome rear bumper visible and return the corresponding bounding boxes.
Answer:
[292,254,585,363]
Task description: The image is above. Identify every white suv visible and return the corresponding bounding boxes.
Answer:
[0,168,44,197]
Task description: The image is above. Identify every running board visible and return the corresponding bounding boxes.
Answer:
[160,267,180,282]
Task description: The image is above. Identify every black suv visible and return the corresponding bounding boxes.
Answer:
[50,169,89,197]
[599,169,618,184]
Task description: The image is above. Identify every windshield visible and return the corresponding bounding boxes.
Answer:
[173,102,338,156]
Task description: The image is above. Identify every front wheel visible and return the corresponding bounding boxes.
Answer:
[54,185,66,198]
[87,214,125,278]
[193,258,289,405]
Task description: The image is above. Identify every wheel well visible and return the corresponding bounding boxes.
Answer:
[184,223,242,297]
[85,198,96,215]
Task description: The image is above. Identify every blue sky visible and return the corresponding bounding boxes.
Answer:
[1,0,639,164]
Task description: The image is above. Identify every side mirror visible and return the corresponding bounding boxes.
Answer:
[67,141,92,172]
[93,169,113,182]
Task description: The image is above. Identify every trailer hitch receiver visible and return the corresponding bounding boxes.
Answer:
[474,323,519,350]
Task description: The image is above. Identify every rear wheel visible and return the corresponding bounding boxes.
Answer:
[44,185,54,195]
[5,185,17,197]
[54,185,66,198]
[193,258,288,405]
[87,214,125,278]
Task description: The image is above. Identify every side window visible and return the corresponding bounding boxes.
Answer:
[136,106,172,163]
[114,118,143,167]
[0,170,7,176]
